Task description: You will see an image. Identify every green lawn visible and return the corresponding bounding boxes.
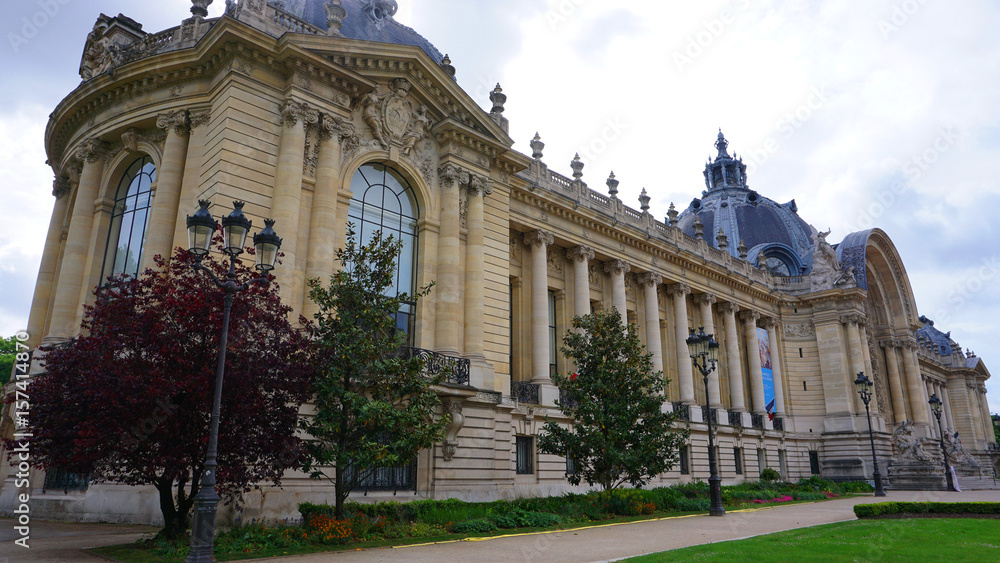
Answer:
[626,519,999,562]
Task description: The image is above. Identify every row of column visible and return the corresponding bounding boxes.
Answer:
[522,232,785,415]
[876,338,928,424]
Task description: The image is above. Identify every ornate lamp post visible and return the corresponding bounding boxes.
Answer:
[853,372,886,497]
[686,327,724,517]
[185,200,281,563]
[928,394,958,492]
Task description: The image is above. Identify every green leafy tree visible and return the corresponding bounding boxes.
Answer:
[993,413,999,444]
[538,309,687,491]
[301,226,447,519]
[0,335,17,385]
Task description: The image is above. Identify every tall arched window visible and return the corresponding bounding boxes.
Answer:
[100,155,156,280]
[348,163,419,340]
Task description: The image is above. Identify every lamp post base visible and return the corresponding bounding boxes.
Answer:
[708,473,726,516]
[186,485,220,562]
[873,470,886,497]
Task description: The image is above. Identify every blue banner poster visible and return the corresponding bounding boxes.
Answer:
[757,327,775,417]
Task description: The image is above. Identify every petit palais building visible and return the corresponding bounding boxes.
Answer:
[1,0,997,525]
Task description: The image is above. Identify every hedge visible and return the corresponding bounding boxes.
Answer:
[855,502,1000,519]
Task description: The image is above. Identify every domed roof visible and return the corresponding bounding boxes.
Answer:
[677,131,817,275]
[268,0,445,62]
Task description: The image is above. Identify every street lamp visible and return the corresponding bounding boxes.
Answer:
[686,327,724,517]
[185,200,281,563]
[853,372,886,497]
[928,394,957,492]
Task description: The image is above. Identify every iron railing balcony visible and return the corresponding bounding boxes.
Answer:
[672,401,690,421]
[728,411,743,427]
[773,417,785,432]
[398,346,470,386]
[751,413,765,430]
[558,387,579,410]
[701,406,718,425]
[511,381,540,404]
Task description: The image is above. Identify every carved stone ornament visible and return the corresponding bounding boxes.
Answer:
[665,282,691,297]
[438,163,469,190]
[442,397,464,462]
[121,128,140,153]
[942,432,979,466]
[547,249,564,276]
[79,19,115,80]
[361,79,430,151]
[280,99,319,128]
[784,322,815,338]
[52,176,71,199]
[523,229,553,248]
[324,0,347,36]
[156,109,191,136]
[188,109,211,129]
[718,301,740,316]
[74,138,111,163]
[565,245,595,264]
[604,259,631,276]
[509,235,522,264]
[694,293,717,307]
[809,229,857,291]
[637,272,662,287]
[467,174,493,196]
[738,309,761,325]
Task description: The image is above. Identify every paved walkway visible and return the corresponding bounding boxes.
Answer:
[0,519,156,562]
[1,490,995,562]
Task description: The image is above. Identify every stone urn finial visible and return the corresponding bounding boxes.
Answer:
[325,0,347,36]
[606,171,619,197]
[530,132,544,160]
[570,153,584,180]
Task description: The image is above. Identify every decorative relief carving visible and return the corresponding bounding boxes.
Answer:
[168,84,183,98]
[604,260,631,276]
[229,57,256,76]
[565,245,595,264]
[302,129,320,177]
[510,235,521,264]
[665,282,691,297]
[810,229,857,291]
[637,272,661,287]
[52,176,71,199]
[280,99,319,128]
[738,309,761,325]
[359,78,435,153]
[892,420,931,461]
[718,301,740,316]
[547,249,564,276]
[588,263,603,289]
[759,316,779,331]
[624,273,634,297]
[74,138,111,163]
[442,398,464,462]
[189,109,211,129]
[840,313,866,327]
[694,293,717,307]
[784,322,814,338]
[523,229,553,248]
[156,109,191,136]
[438,163,469,190]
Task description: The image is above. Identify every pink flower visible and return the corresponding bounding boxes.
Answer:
[571,373,579,380]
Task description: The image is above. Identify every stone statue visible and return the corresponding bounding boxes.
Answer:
[361,90,389,149]
[943,432,979,467]
[80,21,116,79]
[400,104,431,156]
[892,420,931,462]
[809,228,856,290]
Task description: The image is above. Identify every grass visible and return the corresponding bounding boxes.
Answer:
[625,519,1000,562]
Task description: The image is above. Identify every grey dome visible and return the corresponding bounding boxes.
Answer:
[269,0,445,62]
[677,131,816,275]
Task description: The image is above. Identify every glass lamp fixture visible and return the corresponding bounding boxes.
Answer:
[253,219,282,272]
[221,201,252,257]
[186,200,218,257]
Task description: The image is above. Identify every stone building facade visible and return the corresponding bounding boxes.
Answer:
[1,0,997,524]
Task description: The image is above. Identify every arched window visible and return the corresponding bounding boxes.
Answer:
[100,155,156,280]
[348,163,419,340]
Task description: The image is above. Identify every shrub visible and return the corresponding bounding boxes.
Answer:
[855,502,1000,519]
[760,467,781,482]
[453,518,499,533]
[489,508,562,529]
[408,522,448,537]
[796,475,836,492]
[837,480,875,493]
[305,514,353,544]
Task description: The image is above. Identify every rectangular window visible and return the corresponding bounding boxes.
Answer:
[779,450,788,479]
[679,445,690,475]
[757,448,766,475]
[734,447,743,475]
[43,467,89,493]
[809,451,821,475]
[565,450,577,476]
[548,290,557,378]
[516,436,534,475]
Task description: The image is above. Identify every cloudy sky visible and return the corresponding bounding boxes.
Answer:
[2,1,998,413]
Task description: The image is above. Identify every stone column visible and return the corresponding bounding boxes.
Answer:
[843,315,875,413]
[463,175,492,361]
[435,164,467,356]
[566,246,594,320]
[302,115,348,321]
[940,382,955,432]
[25,178,72,347]
[741,309,766,413]
[979,387,994,444]
[49,140,108,339]
[858,322,878,412]
[694,293,722,408]
[524,230,553,384]
[900,341,928,424]
[666,283,694,404]
[141,110,190,270]
[638,272,663,375]
[273,99,318,311]
[881,341,908,422]
[968,382,984,442]
[171,109,211,253]
[605,260,630,327]
[761,317,786,416]
[925,379,938,437]
[719,302,746,411]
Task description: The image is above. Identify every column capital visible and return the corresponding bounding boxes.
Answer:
[693,293,717,307]
[156,109,191,136]
[900,338,919,351]
[759,316,780,330]
[438,163,470,189]
[604,259,631,275]
[318,113,355,141]
[467,174,493,196]
[280,99,320,128]
[52,176,71,199]
[637,271,661,287]
[840,313,866,327]
[717,301,740,315]
[565,245,595,263]
[73,138,111,163]
[523,229,553,248]
[665,282,691,297]
[738,309,761,324]
[189,109,212,129]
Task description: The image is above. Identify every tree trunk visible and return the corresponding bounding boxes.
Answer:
[335,460,345,520]
[156,478,183,540]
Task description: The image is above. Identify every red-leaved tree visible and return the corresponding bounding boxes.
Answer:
[4,246,313,538]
